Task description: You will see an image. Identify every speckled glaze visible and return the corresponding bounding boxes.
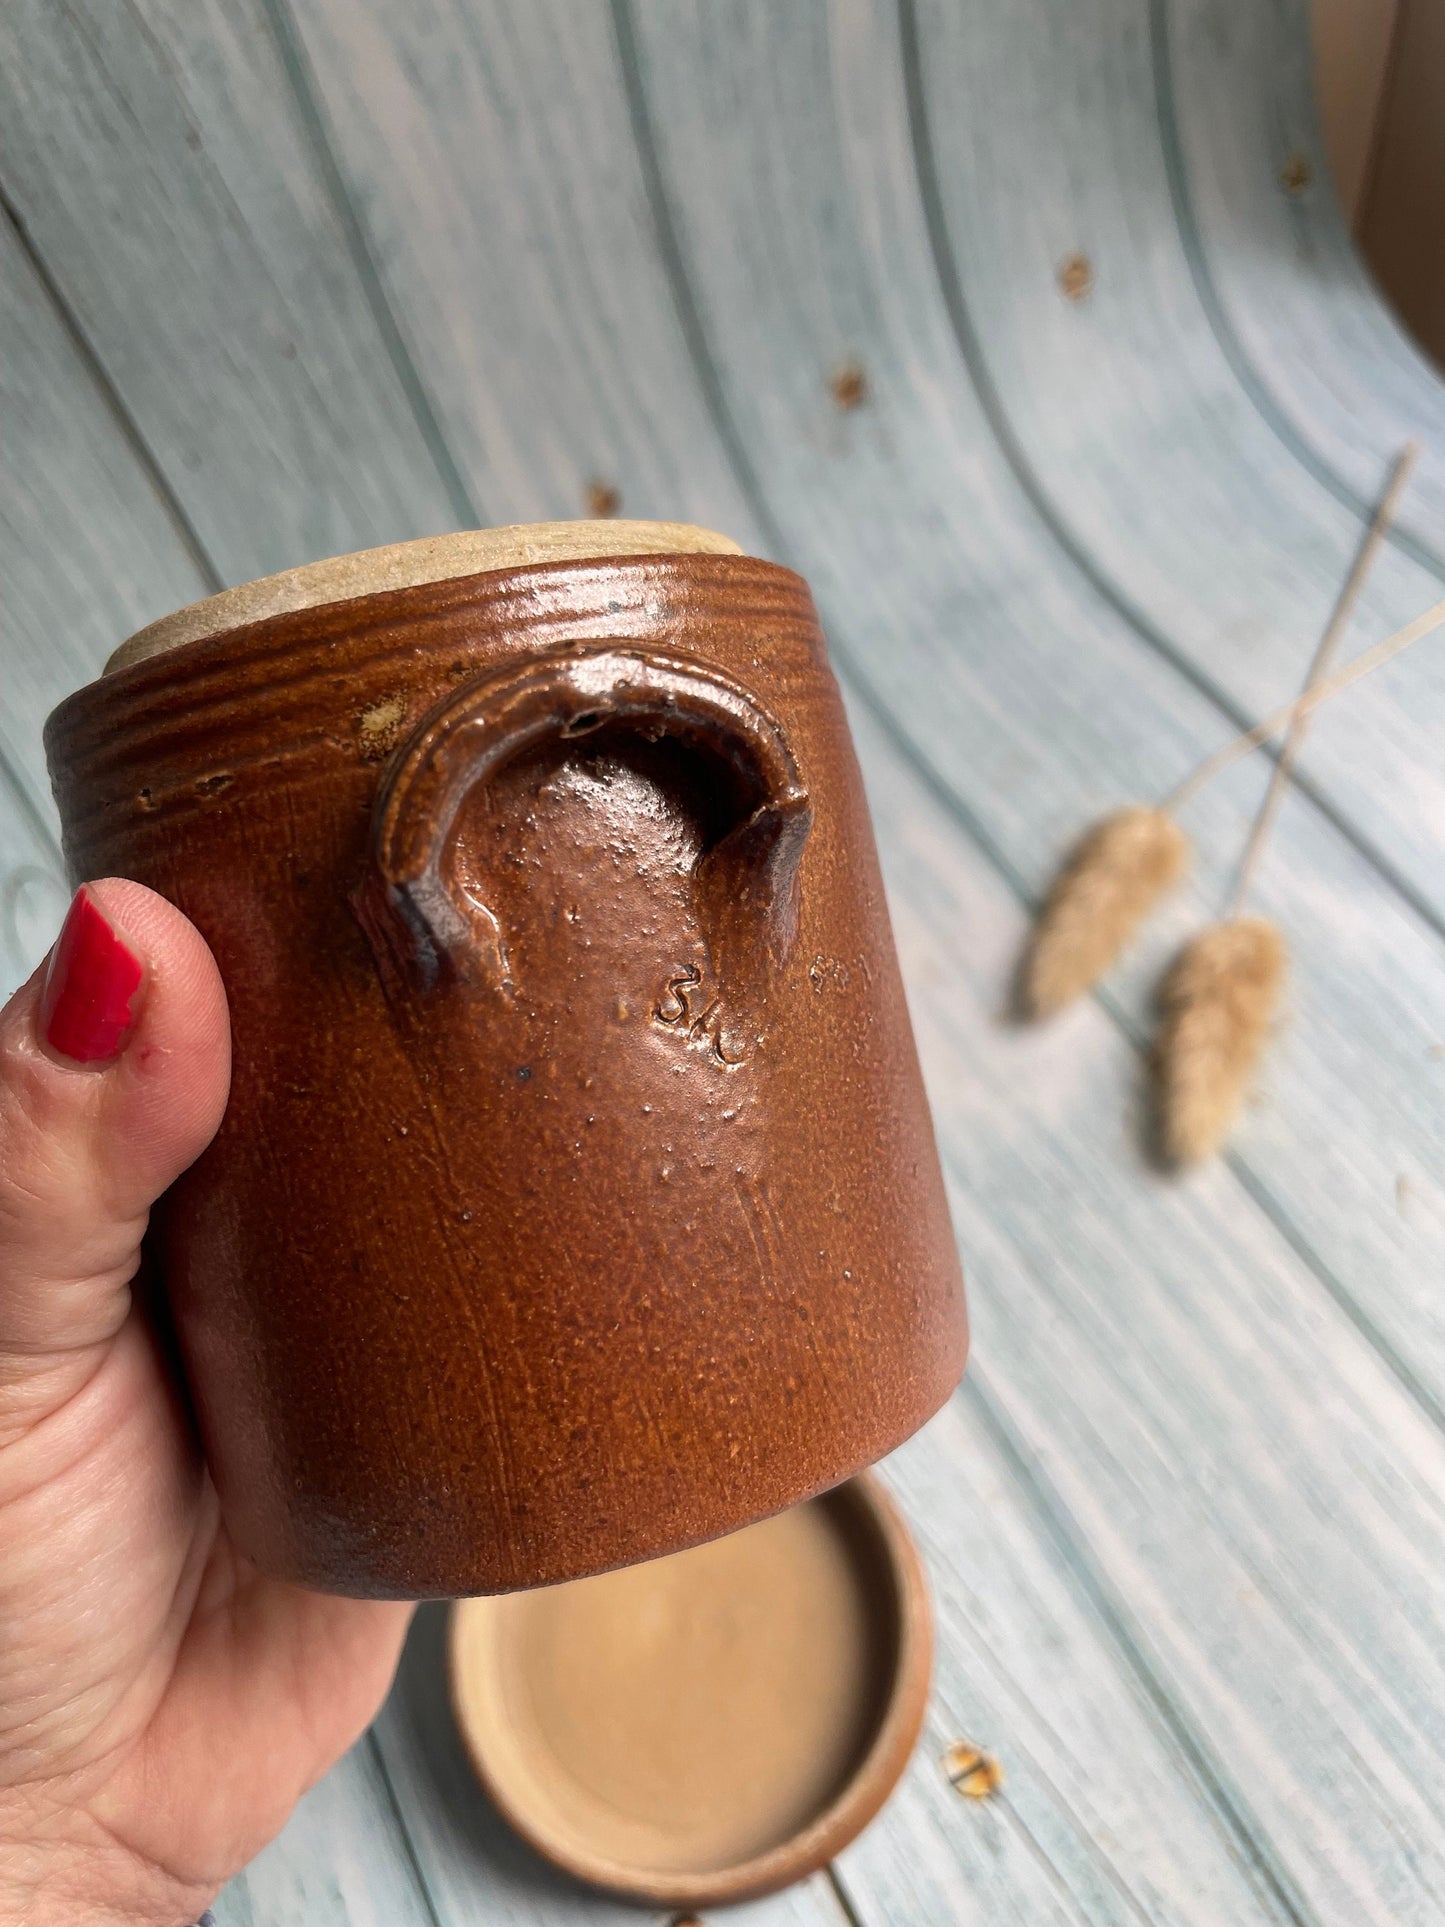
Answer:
[45,544,966,1597]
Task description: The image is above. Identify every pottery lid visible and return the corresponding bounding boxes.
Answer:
[448,1473,931,1909]
[105,521,743,674]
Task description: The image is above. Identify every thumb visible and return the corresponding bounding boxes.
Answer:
[0,879,230,1428]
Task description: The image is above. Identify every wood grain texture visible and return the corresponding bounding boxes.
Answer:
[1165,0,1445,550]
[0,205,214,995]
[0,759,69,1002]
[1,0,1443,1921]
[0,209,210,828]
[850,690,1445,1923]
[282,0,757,537]
[210,1740,437,1927]
[0,0,462,585]
[906,0,1445,930]
[851,1404,1295,1926]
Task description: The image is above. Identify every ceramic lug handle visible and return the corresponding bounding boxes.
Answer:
[358,646,812,996]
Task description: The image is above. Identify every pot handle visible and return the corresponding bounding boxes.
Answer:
[356,646,812,996]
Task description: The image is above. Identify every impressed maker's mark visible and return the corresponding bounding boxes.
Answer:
[652,963,745,1066]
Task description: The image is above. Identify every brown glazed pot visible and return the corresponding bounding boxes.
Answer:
[45,523,966,1598]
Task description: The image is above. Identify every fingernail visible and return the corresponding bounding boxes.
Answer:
[40,887,145,1065]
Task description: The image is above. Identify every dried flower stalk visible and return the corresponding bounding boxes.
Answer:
[1152,448,1415,1158]
[1225,442,1419,915]
[1162,590,1445,811]
[1155,918,1285,1163]
[1023,450,1429,1024]
[1023,807,1189,1016]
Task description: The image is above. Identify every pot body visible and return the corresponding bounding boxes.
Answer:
[46,550,965,1597]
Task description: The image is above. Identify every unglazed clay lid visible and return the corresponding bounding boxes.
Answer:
[448,1474,932,1908]
[104,521,744,673]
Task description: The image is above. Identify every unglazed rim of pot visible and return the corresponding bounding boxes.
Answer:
[104,520,744,674]
[446,1473,933,1909]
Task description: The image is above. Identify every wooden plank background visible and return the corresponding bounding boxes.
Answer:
[2,2,1442,1921]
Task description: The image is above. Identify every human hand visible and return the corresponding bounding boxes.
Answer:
[0,882,413,1926]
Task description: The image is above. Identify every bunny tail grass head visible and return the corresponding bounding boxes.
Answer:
[1155,918,1286,1164]
[1024,807,1190,1017]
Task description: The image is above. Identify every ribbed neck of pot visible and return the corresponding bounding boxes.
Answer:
[105,521,745,675]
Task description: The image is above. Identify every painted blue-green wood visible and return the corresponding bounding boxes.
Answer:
[210,1739,437,1927]
[0,209,211,841]
[850,690,1445,1925]
[1,0,1443,1922]
[0,762,68,1003]
[0,0,462,585]
[856,1402,1297,1926]
[280,0,756,538]
[906,0,1445,930]
[1162,0,1445,557]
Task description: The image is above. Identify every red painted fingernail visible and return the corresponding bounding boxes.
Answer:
[40,887,144,1065]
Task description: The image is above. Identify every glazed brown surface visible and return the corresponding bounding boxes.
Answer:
[47,551,966,1596]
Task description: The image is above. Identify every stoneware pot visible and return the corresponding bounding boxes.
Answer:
[449,1471,931,1907]
[45,521,966,1598]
